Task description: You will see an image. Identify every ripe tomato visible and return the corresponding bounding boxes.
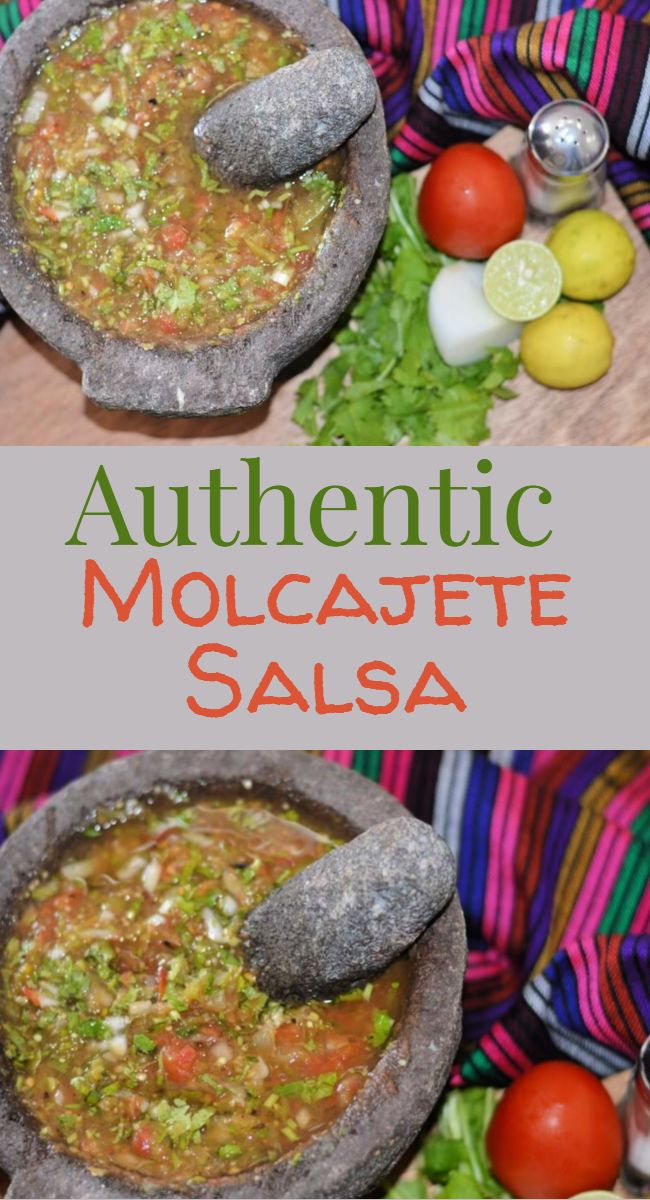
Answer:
[486,1061,623,1198]
[161,1035,198,1084]
[418,143,526,259]
[132,1125,154,1158]
[160,221,189,252]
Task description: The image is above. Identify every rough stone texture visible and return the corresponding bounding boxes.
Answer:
[195,48,377,189]
[0,0,389,417]
[0,751,466,1199]
[242,819,456,1001]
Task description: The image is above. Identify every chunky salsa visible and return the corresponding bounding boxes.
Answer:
[0,794,406,1186]
[12,0,342,347]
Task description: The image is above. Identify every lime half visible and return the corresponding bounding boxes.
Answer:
[483,239,563,322]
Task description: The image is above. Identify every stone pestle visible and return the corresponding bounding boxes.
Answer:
[193,46,378,190]
[241,818,456,1002]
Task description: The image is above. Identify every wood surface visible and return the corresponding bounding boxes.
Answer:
[0,126,648,446]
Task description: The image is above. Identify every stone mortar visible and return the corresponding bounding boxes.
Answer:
[0,751,466,1200]
[0,0,390,417]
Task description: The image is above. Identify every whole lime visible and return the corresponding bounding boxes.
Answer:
[546,210,635,300]
[521,302,614,389]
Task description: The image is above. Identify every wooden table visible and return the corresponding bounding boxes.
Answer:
[1,127,648,446]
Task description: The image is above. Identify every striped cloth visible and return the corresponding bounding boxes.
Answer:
[1,2,650,244]
[324,0,650,242]
[1,749,649,1084]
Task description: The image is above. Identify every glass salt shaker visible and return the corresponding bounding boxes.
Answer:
[516,99,610,222]
[623,1035,650,1192]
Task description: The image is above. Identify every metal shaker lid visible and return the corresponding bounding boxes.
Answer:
[527,100,610,176]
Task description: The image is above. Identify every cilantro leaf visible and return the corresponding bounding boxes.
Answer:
[134,1033,156,1053]
[370,1009,394,1047]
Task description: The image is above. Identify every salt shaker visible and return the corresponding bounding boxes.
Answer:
[623,1035,650,1191]
[517,99,609,221]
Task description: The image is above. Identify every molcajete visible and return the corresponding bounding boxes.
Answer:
[0,0,390,417]
[0,751,466,1199]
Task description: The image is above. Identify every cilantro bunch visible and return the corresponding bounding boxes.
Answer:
[293,174,518,446]
[386,1088,510,1199]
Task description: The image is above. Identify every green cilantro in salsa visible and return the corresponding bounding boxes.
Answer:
[12,0,343,347]
[0,796,405,1186]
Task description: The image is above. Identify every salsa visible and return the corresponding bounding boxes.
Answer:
[0,795,406,1186]
[12,0,342,348]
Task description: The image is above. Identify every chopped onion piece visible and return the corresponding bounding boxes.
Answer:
[105,1015,128,1033]
[107,1034,128,1058]
[142,859,161,894]
[21,89,48,125]
[202,908,224,942]
[91,85,113,115]
[62,859,93,880]
[129,1000,153,1017]
[118,854,145,881]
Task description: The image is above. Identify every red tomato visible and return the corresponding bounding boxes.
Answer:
[155,961,168,1000]
[486,1061,624,1198]
[418,143,526,259]
[160,222,189,252]
[161,1036,198,1084]
[275,1023,304,1050]
[21,986,43,1007]
[132,1125,153,1158]
[158,315,180,337]
[38,205,60,223]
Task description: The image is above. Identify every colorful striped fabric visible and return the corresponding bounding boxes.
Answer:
[324,0,650,242]
[1,748,649,1085]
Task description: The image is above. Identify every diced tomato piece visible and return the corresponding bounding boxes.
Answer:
[132,1125,153,1158]
[303,1035,367,1076]
[124,1093,145,1119]
[155,961,168,1000]
[29,143,55,172]
[158,315,180,336]
[140,267,158,292]
[21,986,43,1008]
[161,1036,198,1084]
[160,222,189,252]
[54,887,85,914]
[34,910,56,947]
[275,1023,304,1049]
[34,889,81,944]
[38,205,61,223]
[41,113,66,139]
[80,55,103,68]
[194,193,211,217]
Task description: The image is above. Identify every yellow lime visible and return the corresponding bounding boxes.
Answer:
[483,239,563,321]
[546,209,635,300]
[521,301,614,389]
